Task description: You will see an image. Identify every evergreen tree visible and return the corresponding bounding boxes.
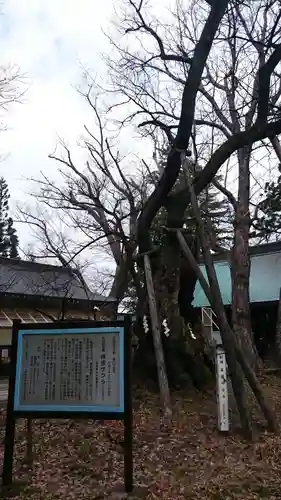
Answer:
[0,177,20,258]
[149,158,233,252]
[254,175,281,241]
[7,217,19,258]
[0,177,10,256]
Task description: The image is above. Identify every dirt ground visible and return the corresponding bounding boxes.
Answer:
[1,375,281,499]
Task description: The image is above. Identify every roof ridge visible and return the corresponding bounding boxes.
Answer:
[0,257,116,303]
[0,256,75,274]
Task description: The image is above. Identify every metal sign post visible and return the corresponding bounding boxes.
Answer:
[212,330,229,432]
[2,318,133,492]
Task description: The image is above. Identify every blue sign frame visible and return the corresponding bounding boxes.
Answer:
[2,318,133,490]
[14,325,125,414]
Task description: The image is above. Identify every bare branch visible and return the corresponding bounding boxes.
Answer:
[172,118,281,208]
[125,0,192,65]
[137,0,230,252]
[212,177,238,210]
[270,135,281,163]
[257,44,281,122]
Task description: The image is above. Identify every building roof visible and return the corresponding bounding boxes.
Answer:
[0,257,116,304]
[192,242,281,308]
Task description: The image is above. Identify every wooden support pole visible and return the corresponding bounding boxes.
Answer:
[270,136,281,163]
[2,321,20,487]
[275,288,281,362]
[124,316,133,493]
[143,254,172,418]
[133,247,158,261]
[25,418,33,467]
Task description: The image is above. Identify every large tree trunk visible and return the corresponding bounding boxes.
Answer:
[134,232,210,390]
[110,261,131,302]
[151,231,188,387]
[231,146,260,370]
[150,218,210,389]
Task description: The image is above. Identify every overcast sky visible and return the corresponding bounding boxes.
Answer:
[1,0,276,262]
[0,0,116,246]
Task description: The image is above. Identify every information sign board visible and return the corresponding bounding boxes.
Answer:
[14,327,124,413]
[2,319,133,492]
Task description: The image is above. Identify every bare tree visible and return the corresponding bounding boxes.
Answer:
[16,88,231,414]
[18,96,152,309]
[105,0,281,370]
[18,0,281,422]
[90,0,281,426]
[193,1,281,368]
[0,63,27,133]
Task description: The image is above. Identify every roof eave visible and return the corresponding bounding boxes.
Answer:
[0,291,117,306]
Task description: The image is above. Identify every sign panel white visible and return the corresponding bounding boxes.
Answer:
[216,346,229,432]
[14,328,124,412]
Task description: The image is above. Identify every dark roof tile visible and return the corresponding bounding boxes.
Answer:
[0,257,115,303]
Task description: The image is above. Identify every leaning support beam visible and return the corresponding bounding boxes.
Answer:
[271,136,281,163]
[143,254,172,418]
[275,288,281,362]
[176,229,278,434]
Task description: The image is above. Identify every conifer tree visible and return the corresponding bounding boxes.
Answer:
[0,177,20,258]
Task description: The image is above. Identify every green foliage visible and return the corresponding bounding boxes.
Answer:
[120,276,141,313]
[122,176,231,314]
[149,171,232,251]
[0,177,20,258]
[151,207,168,247]
[150,146,232,248]
[254,175,281,239]
[0,177,10,256]
[120,152,232,312]
[7,216,19,258]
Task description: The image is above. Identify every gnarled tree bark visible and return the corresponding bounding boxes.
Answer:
[231,145,260,370]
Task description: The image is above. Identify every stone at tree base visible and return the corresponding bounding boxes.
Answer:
[109,483,148,499]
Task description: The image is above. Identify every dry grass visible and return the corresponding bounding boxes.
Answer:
[1,375,281,499]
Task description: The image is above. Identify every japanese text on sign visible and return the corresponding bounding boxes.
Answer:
[16,332,121,408]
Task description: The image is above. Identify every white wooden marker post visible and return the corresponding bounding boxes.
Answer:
[201,308,229,432]
[212,330,229,432]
